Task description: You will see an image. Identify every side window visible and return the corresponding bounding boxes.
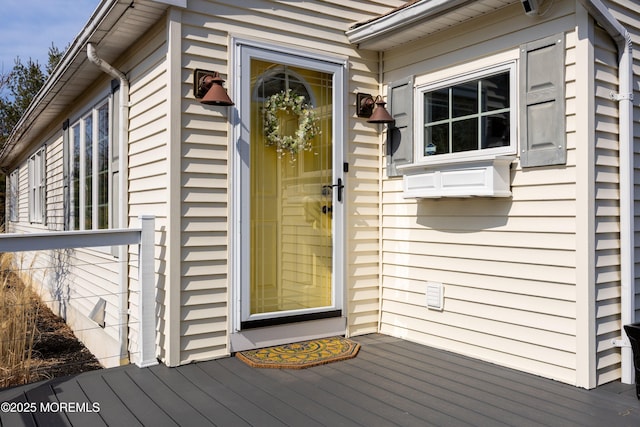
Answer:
[28,147,46,224]
[68,99,111,230]
[9,169,19,222]
[416,62,516,163]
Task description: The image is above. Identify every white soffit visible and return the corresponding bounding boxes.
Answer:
[347,0,518,51]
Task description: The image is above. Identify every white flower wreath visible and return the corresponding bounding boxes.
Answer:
[263,89,320,158]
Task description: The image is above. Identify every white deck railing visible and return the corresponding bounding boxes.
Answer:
[0,215,156,368]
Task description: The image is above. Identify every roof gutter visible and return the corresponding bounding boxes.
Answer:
[0,0,119,167]
[576,0,635,384]
[346,0,471,46]
[87,42,130,366]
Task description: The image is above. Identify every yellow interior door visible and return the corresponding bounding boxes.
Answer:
[250,59,333,317]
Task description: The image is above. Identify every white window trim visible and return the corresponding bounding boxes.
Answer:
[28,146,46,224]
[411,60,517,167]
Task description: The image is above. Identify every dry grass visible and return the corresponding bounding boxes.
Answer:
[0,252,102,389]
[0,252,39,388]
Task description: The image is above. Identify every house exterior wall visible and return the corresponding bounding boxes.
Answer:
[379,2,587,385]
[121,19,169,367]
[173,0,404,364]
[378,0,640,388]
[4,0,637,384]
[3,0,402,369]
[3,18,170,368]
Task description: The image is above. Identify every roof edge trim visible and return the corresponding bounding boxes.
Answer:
[346,0,471,47]
[149,0,186,7]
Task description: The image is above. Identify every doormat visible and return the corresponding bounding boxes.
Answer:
[236,337,360,369]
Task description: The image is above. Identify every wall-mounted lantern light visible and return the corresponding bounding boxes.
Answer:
[194,69,234,106]
[356,93,394,124]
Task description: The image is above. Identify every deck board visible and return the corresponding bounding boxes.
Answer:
[74,369,143,427]
[196,359,324,427]
[50,378,107,427]
[1,334,638,426]
[100,369,176,426]
[177,363,287,427]
[260,365,395,426]
[214,357,356,427]
[124,367,211,427]
[360,340,586,425]
[330,352,514,426]
[390,338,633,420]
[147,364,252,427]
[278,361,417,426]
[26,382,71,427]
[0,391,37,427]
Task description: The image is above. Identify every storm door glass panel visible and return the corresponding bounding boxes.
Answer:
[250,59,333,317]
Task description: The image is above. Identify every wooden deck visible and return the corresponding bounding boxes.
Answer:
[1,334,639,426]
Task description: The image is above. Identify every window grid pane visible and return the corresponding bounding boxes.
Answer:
[72,124,80,230]
[84,116,93,230]
[423,70,510,157]
[97,104,109,229]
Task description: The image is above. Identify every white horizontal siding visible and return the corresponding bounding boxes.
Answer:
[180,5,232,362]
[593,26,622,386]
[122,20,169,366]
[45,135,64,231]
[380,5,581,384]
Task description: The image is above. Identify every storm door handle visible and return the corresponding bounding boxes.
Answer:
[321,178,344,202]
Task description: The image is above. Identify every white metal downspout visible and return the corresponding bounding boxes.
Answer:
[577,0,635,384]
[87,43,130,365]
[377,49,385,333]
[617,33,635,385]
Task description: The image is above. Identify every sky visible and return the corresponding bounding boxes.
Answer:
[0,0,100,75]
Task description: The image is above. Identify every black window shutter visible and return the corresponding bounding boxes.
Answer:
[519,33,566,167]
[386,76,414,177]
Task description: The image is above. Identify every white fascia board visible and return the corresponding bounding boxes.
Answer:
[149,0,187,7]
[346,0,470,46]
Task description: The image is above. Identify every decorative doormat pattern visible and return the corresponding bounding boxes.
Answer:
[236,337,360,369]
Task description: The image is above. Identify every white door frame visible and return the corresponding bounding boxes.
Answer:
[229,38,347,350]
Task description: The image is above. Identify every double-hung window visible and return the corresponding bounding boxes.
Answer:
[417,62,516,163]
[28,147,46,223]
[69,100,111,230]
